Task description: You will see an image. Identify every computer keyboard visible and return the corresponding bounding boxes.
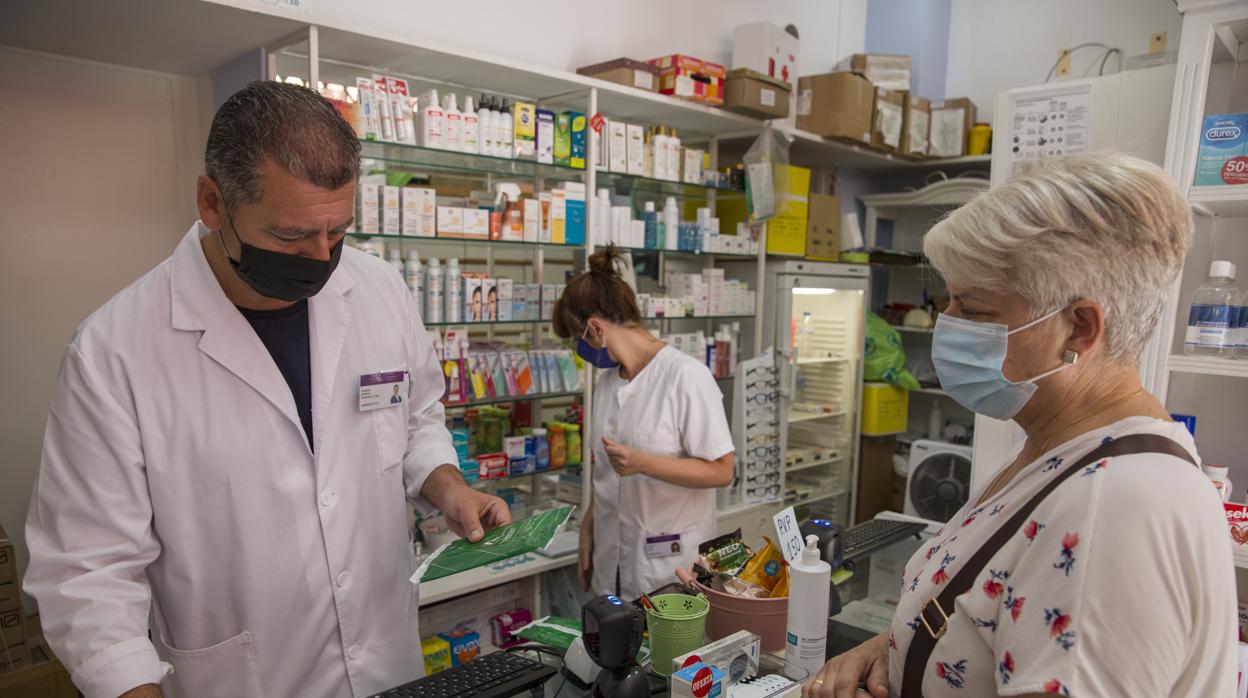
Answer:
[366,650,557,698]
[842,519,927,561]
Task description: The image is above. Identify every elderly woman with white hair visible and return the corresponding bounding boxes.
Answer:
[804,153,1236,698]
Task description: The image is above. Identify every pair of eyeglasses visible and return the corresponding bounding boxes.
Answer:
[747,445,781,460]
[747,364,777,379]
[746,378,779,391]
[747,432,778,447]
[746,460,778,474]
[747,470,780,484]
[746,392,778,406]
[747,484,781,498]
[746,419,778,434]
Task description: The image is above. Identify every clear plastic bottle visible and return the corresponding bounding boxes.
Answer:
[445,257,462,323]
[1184,260,1240,358]
[425,257,443,323]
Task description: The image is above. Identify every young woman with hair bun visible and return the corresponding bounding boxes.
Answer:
[553,246,735,599]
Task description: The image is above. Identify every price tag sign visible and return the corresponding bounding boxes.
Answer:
[589,112,606,133]
[772,506,804,564]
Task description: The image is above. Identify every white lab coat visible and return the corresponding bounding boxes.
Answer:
[24,223,457,698]
[589,347,735,600]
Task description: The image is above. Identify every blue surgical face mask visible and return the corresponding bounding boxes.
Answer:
[577,324,619,369]
[931,306,1074,420]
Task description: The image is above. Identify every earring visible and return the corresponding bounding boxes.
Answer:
[1062,350,1079,365]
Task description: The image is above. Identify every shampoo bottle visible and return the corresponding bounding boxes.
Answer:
[785,535,831,678]
[425,257,443,323]
[499,100,514,160]
[461,96,479,154]
[445,257,462,323]
[443,93,462,152]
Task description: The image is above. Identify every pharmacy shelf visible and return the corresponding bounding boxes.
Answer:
[609,245,759,260]
[596,170,744,196]
[424,319,546,328]
[347,233,576,250]
[786,130,993,172]
[420,552,578,606]
[1188,185,1248,218]
[470,465,579,489]
[1166,354,1248,378]
[912,387,948,396]
[788,409,847,423]
[785,457,843,474]
[445,390,583,410]
[360,139,587,180]
[645,313,757,322]
[787,488,850,507]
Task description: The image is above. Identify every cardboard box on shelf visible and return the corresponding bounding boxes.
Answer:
[462,208,490,240]
[723,69,791,120]
[436,206,464,237]
[576,58,660,93]
[0,643,30,674]
[930,97,978,158]
[401,187,436,237]
[1,608,24,654]
[806,193,841,261]
[608,121,628,173]
[796,72,874,144]
[835,53,912,91]
[650,54,726,106]
[732,21,799,87]
[871,87,906,152]
[901,95,931,158]
[716,165,811,256]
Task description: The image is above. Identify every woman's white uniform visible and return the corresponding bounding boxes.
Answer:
[590,346,735,600]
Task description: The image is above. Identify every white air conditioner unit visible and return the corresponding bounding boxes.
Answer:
[904,440,973,523]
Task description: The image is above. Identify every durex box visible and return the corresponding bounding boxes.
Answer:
[1195,113,1248,186]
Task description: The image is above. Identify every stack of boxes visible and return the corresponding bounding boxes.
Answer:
[650,54,726,106]
[0,524,28,675]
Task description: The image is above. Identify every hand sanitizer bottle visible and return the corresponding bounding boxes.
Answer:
[1185,260,1240,358]
[785,535,831,678]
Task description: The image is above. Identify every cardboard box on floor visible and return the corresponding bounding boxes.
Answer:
[716,165,811,256]
[835,53,912,91]
[857,435,898,524]
[901,95,931,157]
[0,524,18,615]
[806,193,840,261]
[871,87,906,152]
[0,658,77,697]
[930,97,978,157]
[796,72,874,144]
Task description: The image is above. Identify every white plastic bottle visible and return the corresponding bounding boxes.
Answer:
[785,535,831,678]
[425,257,443,323]
[445,257,462,323]
[419,89,444,149]
[499,99,514,160]
[594,188,611,246]
[667,128,682,182]
[443,93,462,152]
[484,96,499,157]
[477,94,492,156]
[663,196,679,251]
[1205,464,1233,502]
[404,251,423,306]
[461,96,479,154]
[387,248,404,275]
[1184,260,1240,358]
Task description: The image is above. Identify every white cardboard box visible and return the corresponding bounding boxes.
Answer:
[436,206,463,236]
[462,208,489,240]
[626,124,644,176]
[497,278,513,321]
[608,121,628,173]
[401,187,436,237]
[522,198,540,243]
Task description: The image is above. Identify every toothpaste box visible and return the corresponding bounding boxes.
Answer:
[670,662,725,698]
[1195,113,1248,186]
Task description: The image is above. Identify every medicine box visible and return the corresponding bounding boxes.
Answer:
[401,187,436,237]
[382,186,401,235]
[436,206,463,237]
[359,175,384,234]
[513,102,536,158]
[626,123,644,175]
[463,277,484,322]
[670,662,725,698]
[523,198,541,242]
[554,112,572,167]
[539,192,552,243]
[422,636,452,675]
[542,284,558,320]
[567,112,587,169]
[497,278,513,321]
[608,121,628,173]
[536,108,555,164]
[482,278,498,321]
[670,630,760,683]
[564,182,585,245]
[550,188,567,245]
[462,208,490,240]
[1195,113,1248,186]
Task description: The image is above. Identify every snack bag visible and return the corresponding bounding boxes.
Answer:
[737,536,785,595]
[698,529,753,576]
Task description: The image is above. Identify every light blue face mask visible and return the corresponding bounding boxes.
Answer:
[931,307,1076,421]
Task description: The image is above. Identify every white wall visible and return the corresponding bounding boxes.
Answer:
[946,0,1182,124]
[214,0,867,77]
[0,46,206,608]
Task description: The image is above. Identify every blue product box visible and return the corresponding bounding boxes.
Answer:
[509,454,537,476]
[1194,113,1248,186]
[567,112,587,169]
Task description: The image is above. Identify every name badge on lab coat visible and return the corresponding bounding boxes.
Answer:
[644,533,682,558]
[359,370,407,411]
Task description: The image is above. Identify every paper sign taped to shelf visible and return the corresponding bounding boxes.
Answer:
[772,506,804,564]
[590,112,605,133]
[1004,83,1092,175]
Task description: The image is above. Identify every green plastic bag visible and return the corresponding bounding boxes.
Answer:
[863,313,920,390]
[416,506,574,583]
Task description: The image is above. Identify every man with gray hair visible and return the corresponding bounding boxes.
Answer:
[23,81,510,698]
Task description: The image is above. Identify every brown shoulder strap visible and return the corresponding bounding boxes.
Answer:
[899,434,1196,698]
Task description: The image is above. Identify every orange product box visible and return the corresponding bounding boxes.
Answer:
[649,54,726,106]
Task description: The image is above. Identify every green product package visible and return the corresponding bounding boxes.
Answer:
[515,616,582,651]
[863,312,920,390]
[416,506,575,583]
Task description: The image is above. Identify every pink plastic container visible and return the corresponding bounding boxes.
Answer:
[677,568,790,652]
